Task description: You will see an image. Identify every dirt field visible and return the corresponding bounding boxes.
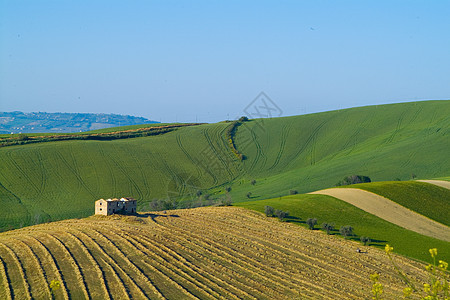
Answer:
[310,188,450,242]
[417,180,450,190]
[0,207,430,299]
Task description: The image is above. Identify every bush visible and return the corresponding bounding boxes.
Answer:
[246,192,252,199]
[360,236,371,246]
[251,179,256,185]
[306,218,317,230]
[340,225,354,238]
[336,175,371,186]
[289,190,298,195]
[17,133,29,141]
[225,186,232,193]
[321,222,334,235]
[219,195,232,206]
[264,205,274,217]
[274,209,289,221]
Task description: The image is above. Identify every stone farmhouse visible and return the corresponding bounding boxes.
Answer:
[95,197,137,215]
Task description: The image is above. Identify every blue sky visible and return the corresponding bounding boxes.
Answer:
[1,1,449,123]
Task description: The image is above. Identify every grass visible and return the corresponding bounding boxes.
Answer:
[0,206,433,299]
[0,100,449,231]
[236,194,450,262]
[339,181,450,226]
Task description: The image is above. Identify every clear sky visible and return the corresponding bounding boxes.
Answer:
[1,1,449,123]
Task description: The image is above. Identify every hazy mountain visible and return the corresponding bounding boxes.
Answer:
[0,111,158,133]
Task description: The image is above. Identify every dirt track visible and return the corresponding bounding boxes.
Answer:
[310,188,450,242]
[417,180,450,190]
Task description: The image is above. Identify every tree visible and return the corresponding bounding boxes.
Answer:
[264,205,274,217]
[274,209,289,221]
[289,190,298,195]
[238,116,249,122]
[306,218,317,230]
[225,186,232,193]
[360,236,371,246]
[336,175,371,186]
[340,225,354,238]
[196,190,203,197]
[246,192,252,199]
[250,179,256,186]
[321,222,334,235]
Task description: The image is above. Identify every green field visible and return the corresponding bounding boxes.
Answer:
[236,194,450,262]
[0,100,449,231]
[339,181,450,226]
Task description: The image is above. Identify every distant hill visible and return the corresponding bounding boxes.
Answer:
[0,111,158,133]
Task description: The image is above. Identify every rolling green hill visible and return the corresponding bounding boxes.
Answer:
[0,100,449,231]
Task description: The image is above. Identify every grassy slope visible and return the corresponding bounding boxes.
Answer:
[0,207,430,299]
[338,181,450,226]
[236,194,450,262]
[0,123,242,229]
[0,100,449,230]
[228,100,450,201]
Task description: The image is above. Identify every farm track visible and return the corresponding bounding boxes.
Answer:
[202,127,234,180]
[4,151,41,197]
[175,134,205,184]
[54,150,96,198]
[247,126,267,173]
[0,207,430,299]
[107,144,144,200]
[291,120,328,165]
[267,124,290,171]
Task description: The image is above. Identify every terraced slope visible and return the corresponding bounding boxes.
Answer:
[0,207,430,299]
[0,100,449,231]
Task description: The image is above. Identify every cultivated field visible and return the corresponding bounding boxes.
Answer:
[0,207,430,299]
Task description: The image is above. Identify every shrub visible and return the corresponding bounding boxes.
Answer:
[246,192,252,199]
[225,186,232,193]
[196,190,203,197]
[289,190,298,195]
[321,222,334,235]
[251,179,256,185]
[306,218,317,230]
[274,209,289,221]
[264,205,274,217]
[336,175,371,186]
[17,133,29,141]
[360,236,371,246]
[219,195,232,206]
[339,225,354,238]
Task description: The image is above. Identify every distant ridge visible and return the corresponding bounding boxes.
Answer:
[0,111,158,133]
